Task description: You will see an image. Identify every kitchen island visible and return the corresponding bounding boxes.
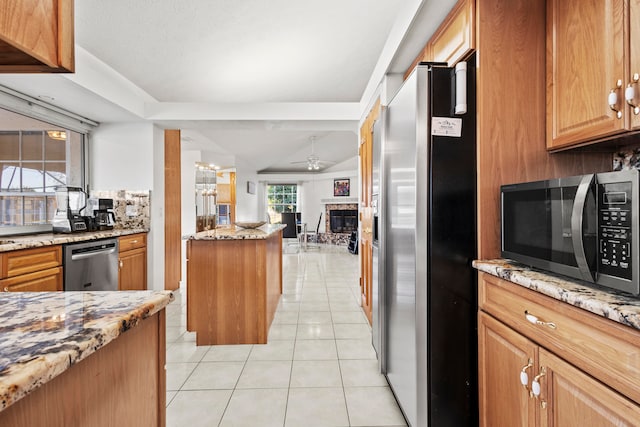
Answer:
[0,290,173,427]
[185,224,285,345]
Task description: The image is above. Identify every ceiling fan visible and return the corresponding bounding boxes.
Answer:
[291,136,336,171]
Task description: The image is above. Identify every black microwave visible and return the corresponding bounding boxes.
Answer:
[501,169,639,295]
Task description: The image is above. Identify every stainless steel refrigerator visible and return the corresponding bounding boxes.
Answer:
[377,58,477,426]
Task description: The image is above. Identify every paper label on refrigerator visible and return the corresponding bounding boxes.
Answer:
[431,117,462,137]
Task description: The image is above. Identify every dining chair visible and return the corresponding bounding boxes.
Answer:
[305,213,322,249]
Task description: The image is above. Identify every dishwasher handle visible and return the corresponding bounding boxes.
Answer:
[71,244,117,261]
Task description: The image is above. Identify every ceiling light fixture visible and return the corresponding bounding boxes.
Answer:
[307,136,321,170]
[47,130,67,140]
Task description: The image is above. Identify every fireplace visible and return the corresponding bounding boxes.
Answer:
[329,209,358,233]
[322,203,358,245]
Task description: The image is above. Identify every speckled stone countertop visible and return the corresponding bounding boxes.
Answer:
[184,224,286,241]
[474,259,640,330]
[0,228,148,253]
[0,290,173,411]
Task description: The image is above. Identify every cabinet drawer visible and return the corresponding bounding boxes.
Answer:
[479,272,640,405]
[1,266,63,292]
[0,246,62,279]
[119,233,147,252]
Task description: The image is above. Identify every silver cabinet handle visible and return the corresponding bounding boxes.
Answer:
[525,310,557,329]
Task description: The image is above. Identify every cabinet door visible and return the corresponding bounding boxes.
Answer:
[539,348,640,427]
[119,248,147,291]
[0,0,74,72]
[546,0,626,149]
[430,0,475,66]
[1,245,62,278]
[1,266,62,292]
[631,0,640,130]
[478,312,537,427]
[360,238,372,324]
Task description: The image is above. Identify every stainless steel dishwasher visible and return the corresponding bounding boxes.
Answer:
[64,238,119,291]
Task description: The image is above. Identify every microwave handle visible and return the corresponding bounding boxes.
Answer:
[571,174,595,282]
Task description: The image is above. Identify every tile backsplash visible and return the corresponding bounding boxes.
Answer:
[613,148,640,171]
[89,190,151,230]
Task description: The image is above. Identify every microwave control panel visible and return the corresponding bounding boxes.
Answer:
[598,182,632,280]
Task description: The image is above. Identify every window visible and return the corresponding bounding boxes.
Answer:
[0,117,86,233]
[267,184,298,223]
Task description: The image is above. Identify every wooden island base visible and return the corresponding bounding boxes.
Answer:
[0,311,166,427]
[186,226,284,345]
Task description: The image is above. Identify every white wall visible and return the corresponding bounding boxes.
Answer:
[89,121,166,291]
[180,150,201,285]
[150,125,165,292]
[234,158,260,222]
[89,122,155,189]
[258,171,358,233]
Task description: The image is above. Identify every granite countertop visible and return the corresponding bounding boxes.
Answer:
[0,290,173,411]
[184,223,287,241]
[0,228,149,253]
[474,259,640,330]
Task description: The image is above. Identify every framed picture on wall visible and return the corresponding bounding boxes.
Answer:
[334,178,350,197]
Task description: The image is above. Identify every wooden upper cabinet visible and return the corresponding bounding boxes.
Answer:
[404,0,475,79]
[0,0,74,73]
[630,0,640,130]
[546,0,627,150]
[430,0,475,66]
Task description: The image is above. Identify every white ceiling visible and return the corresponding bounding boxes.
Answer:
[0,0,458,173]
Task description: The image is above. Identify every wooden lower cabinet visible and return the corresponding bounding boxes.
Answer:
[360,238,372,324]
[118,234,147,291]
[0,266,62,292]
[0,246,63,291]
[479,273,640,427]
[479,312,536,427]
[539,349,640,427]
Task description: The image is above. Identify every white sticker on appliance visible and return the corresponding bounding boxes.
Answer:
[431,117,463,137]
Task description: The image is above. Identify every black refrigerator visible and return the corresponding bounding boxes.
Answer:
[376,57,478,426]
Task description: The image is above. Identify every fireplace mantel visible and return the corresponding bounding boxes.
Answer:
[321,197,358,204]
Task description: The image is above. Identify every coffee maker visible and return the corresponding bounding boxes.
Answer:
[52,186,89,233]
[88,198,116,230]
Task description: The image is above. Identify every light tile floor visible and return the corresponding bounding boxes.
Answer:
[165,244,407,427]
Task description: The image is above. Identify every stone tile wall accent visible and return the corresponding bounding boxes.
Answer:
[613,148,640,170]
[89,190,151,230]
[319,203,359,245]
